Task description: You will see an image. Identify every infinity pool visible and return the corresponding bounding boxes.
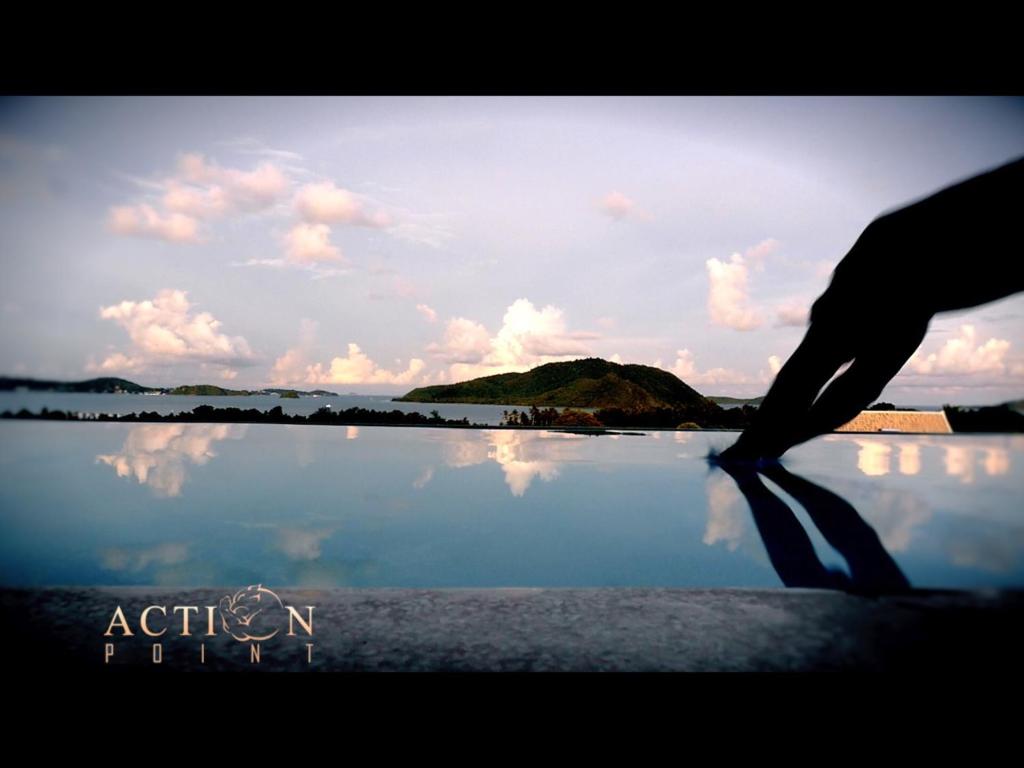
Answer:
[0,422,1021,590]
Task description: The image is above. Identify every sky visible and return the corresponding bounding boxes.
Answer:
[1,96,1022,405]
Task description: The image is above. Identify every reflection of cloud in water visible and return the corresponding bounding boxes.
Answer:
[674,431,696,458]
[947,529,1024,574]
[275,527,336,561]
[853,439,892,476]
[100,541,189,571]
[897,443,921,476]
[443,438,489,468]
[346,426,359,440]
[285,425,317,467]
[287,557,380,588]
[857,488,932,553]
[99,541,218,586]
[440,430,585,497]
[96,423,246,497]
[703,473,746,551]
[487,431,560,497]
[829,458,1022,572]
[413,466,434,489]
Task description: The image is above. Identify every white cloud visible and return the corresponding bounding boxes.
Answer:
[706,252,762,331]
[662,349,751,387]
[428,317,493,363]
[416,303,438,323]
[108,204,201,243]
[599,191,644,220]
[306,343,425,385]
[108,152,290,244]
[908,325,1012,375]
[271,326,425,387]
[295,181,391,227]
[109,148,448,266]
[775,302,809,327]
[427,298,596,382]
[742,238,780,269]
[88,351,146,373]
[284,222,343,264]
[270,347,309,386]
[162,182,229,219]
[269,319,319,386]
[768,355,783,376]
[176,153,288,212]
[416,368,449,387]
[704,240,789,331]
[91,289,255,373]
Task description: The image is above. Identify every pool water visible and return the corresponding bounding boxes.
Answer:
[0,421,1021,590]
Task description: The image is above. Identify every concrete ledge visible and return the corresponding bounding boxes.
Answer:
[2,587,1022,673]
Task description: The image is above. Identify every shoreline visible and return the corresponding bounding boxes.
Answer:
[1,410,1018,436]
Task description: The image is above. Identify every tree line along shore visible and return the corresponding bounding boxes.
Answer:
[2,401,1021,433]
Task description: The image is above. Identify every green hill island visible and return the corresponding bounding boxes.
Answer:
[394,358,760,428]
[395,357,706,409]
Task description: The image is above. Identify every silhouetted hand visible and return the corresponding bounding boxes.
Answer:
[721,156,1024,461]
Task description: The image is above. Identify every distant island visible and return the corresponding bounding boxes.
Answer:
[0,376,161,394]
[0,404,480,428]
[168,384,256,396]
[395,357,757,429]
[263,387,338,397]
[396,357,707,410]
[0,377,337,398]
[4,368,1022,432]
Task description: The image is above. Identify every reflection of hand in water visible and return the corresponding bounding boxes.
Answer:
[712,457,910,594]
[722,156,1024,461]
